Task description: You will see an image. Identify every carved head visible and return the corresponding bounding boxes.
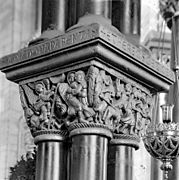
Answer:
[75,70,85,83]
[67,72,75,84]
[25,107,34,118]
[104,75,112,86]
[34,82,45,94]
[125,83,132,93]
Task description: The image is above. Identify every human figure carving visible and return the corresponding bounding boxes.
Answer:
[56,71,95,125]
[88,69,118,124]
[114,81,136,134]
[19,79,55,131]
[74,71,95,121]
[33,81,54,123]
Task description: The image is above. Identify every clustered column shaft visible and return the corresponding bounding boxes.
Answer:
[34,132,68,180]
[41,0,68,32]
[108,146,134,180]
[69,133,110,180]
[17,1,142,180]
[37,1,141,180]
[112,0,141,43]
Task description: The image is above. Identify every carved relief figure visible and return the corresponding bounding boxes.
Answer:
[19,66,153,136]
[114,81,135,134]
[33,80,54,123]
[74,70,95,121]
[87,66,120,125]
[56,70,95,125]
[19,78,56,132]
[113,78,153,137]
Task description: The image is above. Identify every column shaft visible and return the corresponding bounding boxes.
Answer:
[112,0,132,34]
[123,0,132,35]
[112,0,140,42]
[35,138,67,180]
[76,0,111,20]
[70,135,108,180]
[151,157,162,180]
[68,0,77,28]
[68,0,113,31]
[131,0,141,36]
[41,0,68,32]
[108,146,133,180]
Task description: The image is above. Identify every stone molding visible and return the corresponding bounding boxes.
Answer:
[0,23,174,91]
[110,133,140,150]
[33,130,68,144]
[69,123,113,139]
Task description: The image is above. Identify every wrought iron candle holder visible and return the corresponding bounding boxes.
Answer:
[143,105,179,180]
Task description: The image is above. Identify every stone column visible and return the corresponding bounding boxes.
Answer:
[69,124,112,180]
[68,0,113,30]
[41,0,68,33]
[131,0,141,37]
[112,0,141,43]
[34,131,68,180]
[68,0,77,28]
[107,1,141,178]
[76,0,111,20]
[112,0,132,34]
[107,78,152,180]
[108,138,135,180]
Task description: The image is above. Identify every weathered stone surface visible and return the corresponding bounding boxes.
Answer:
[19,64,154,141]
[0,23,175,92]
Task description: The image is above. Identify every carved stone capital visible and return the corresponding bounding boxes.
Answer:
[19,64,154,141]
